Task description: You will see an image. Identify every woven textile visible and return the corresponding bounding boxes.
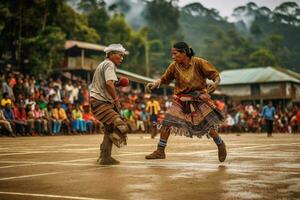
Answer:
[90,99,119,125]
[161,95,224,138]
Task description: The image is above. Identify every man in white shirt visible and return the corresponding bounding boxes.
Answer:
[90,44,129,165]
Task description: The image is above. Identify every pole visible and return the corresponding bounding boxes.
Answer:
[145,32,150,77]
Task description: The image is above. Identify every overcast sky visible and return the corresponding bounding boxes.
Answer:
[178,0,300,17]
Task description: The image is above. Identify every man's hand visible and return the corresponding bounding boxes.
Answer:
[146,79,161,93]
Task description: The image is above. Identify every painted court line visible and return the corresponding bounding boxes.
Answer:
[0,165,113,181]
[0,172,63,181]
[0,191,110,200]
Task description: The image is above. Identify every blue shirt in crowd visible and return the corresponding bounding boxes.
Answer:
[261,105,275,120]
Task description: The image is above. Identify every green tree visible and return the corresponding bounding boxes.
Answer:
[273,2,300,26]
[78,0,110,44]
[23,26,66,77]
[0,0,99,74]
[107,13,131,44]
[143,0,182,71]
[248,48,277,67]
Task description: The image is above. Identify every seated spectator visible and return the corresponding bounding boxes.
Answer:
[2,103,15,132]
[82,104,101,134]
[13,102,28,136]
[72,104,86,134]
[122,106,135,133]
[0,106,15,136]
[1,93,12,108]
[42,103,54,135]
[52,102,70,134]
[33,104,46,135]
[25,94,36,111]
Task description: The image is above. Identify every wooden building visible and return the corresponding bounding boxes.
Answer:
[219,67,300,104]
[56,40,172,95]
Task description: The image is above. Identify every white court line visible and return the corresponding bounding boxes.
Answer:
[0,172,63,181]
[0,191,110,200]
[0,163,41,169]
[0,165,113,181]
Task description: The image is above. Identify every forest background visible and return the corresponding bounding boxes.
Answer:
[0,0,299,78]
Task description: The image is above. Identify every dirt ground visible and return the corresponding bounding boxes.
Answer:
[0,133,299,200]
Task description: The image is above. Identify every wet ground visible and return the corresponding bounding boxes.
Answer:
[0,133,299,200]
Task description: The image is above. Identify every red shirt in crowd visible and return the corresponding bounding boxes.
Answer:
[14,108,27,121]
[297,110,300,124]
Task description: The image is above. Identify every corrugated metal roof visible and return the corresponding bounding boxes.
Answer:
[65,40,106,51]
[220,67,300,85]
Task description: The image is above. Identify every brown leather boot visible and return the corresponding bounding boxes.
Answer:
[217,142,227,162]
[145,147,166,159]
[98,134,120,165]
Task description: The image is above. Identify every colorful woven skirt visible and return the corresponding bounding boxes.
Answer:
[161,95,225,138]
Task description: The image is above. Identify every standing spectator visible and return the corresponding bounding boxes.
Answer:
[13,78,27,100]
[2,77,14,100]
[69,82,79,104]
[52,86,62,102]
[146,96,161,138]
[81,83,89,105]
[261,101,276,137]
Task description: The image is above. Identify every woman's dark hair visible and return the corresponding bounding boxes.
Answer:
[173,42,195,58]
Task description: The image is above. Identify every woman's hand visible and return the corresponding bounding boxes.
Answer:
[207,76,220,94]
[207,84,217,94]
[146,79,161,93]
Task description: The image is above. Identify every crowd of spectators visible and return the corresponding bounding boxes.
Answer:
[0,70,101,137]
[218,100,300,134]
[1,68,300,137]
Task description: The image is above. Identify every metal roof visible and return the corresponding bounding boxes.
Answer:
[65,40,106,52]
[220,66,300,85]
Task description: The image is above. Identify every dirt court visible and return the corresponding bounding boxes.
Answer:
[0,133,299,200]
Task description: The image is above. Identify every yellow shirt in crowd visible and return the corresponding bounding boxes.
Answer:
[146,100,161,115]
[52,108,67,120]
[1,99,12,107]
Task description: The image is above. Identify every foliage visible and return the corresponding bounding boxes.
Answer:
[143,0,182,71]
[0,0,299,77]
